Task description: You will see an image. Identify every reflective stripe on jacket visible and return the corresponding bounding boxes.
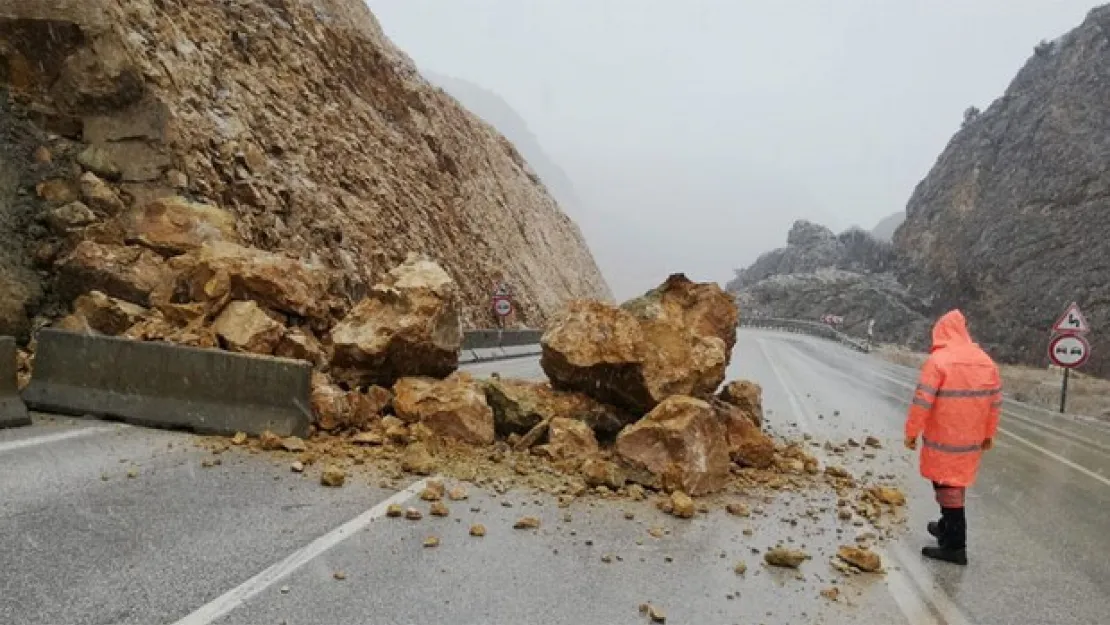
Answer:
[905,310,1002,487]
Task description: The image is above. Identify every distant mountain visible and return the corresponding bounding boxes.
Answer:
[870,212,904,242]
[422,71,583,212]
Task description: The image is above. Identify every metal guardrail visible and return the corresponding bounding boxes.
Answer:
[738,317,871,353]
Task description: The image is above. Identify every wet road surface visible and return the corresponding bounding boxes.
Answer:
[1,328,1108,625]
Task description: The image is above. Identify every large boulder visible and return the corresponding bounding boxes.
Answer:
[56,241,172,305]
[614,395,731,496]
[621,273,739,359]
[392,372,494,445]
[330,254,462,387]
[540,297,728,415]
[537,417,599,461]
[161,241,335,323]
[482,378,631,438]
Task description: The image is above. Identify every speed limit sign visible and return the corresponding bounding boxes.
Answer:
[492,296,512,317]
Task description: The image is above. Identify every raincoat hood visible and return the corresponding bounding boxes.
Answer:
[931,309,972,352]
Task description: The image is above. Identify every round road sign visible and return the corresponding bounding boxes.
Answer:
[492,296,512,317]
[1048,333,1090,368]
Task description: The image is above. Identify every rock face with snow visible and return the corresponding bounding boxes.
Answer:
[728,221,930,347]
[0,0,610,343]
[895,5,1110,373]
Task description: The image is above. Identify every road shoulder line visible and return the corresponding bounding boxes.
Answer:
[170,477,430,625]
[0,425,116,455]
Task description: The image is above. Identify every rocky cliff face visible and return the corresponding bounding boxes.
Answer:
[727,220,930,347]
[895,5,1110,373]
[0,0,610,339]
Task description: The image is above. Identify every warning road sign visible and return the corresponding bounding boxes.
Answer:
[1048,333,1090,368]
[492,296,512,317]
[1052,302,1090,334]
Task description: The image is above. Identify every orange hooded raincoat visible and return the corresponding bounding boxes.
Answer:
[905,310,1002,487]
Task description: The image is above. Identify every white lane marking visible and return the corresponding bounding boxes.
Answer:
[171,477,429,625]
[0,425,115,455]
[784,343,1110,490]
[757,337,971,625]
[891,543,974,625]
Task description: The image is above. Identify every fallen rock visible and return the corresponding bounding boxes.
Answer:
[614,396,730,496]
[734,562,748,575]
[423,536,440,548]
[351,431,383,446]
[638,603,667,624]
[469,524,486,537]
[448,486,468,501]
[867,486,906,506]
[429,501,449,517]
[764,547,809,568]
[483,378,631,438]
[837,546,882,572]
[310,372,353,432]
[126,196,238,256]
[726,502,751,517]
[621,272,739,360]
[710,399,774,468]
[580,458,625,490]
[405,508,423,520]
[514,516,541,530]
[421,480,446,501]
[386,504,404,518]
[539,417,599,460]
[392,372,494,445]
[400,442,438,475]
[259,431,283,451]
[320,465,346,487]
[281,436,307,453]
[291,461,304,473]
[166,241,333,322]
[56,241,172,305]
[330,254,462,386]
[212,300,285,354]
[275,327,326,365]
[541,296,728,414]
[717,379,764,427]
[231,432,248,445]
[71,290,148,335]
[865,435,882,448]
[669,491,695,519]
[821,587,840,601]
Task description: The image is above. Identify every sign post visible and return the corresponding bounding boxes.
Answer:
[491,281,513,336]
[1048,302,1092,413]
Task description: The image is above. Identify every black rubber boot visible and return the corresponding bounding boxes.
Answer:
[922,545,968,565]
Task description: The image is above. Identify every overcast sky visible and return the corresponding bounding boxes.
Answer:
[365,0,1096,299]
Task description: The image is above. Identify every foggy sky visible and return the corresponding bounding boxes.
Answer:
[365,0,1096,300]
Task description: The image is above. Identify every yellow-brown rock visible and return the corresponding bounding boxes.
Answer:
[614,395,730,496]
[71,290,148,335]
[392,372,494,445]
[164,241,334,322]
[56,241,172,305]
[711,398,775,469]
[331,255,462,387]
[310,372,352,432]
[274,327,326,365]
[482,377,631,438]
[541,277,730,415]
[126,196,238,256]
[621,273,740,360]
[211,300,285,354]
[538,416,599,460]
[717,379,763,427]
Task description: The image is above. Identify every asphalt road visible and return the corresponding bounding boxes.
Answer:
[1,329,1108,625]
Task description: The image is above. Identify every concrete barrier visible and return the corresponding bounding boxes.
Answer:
[0,337,31,429]
[23,329,312,437]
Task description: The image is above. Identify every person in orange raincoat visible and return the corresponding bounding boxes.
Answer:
[904,309,1002,565]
